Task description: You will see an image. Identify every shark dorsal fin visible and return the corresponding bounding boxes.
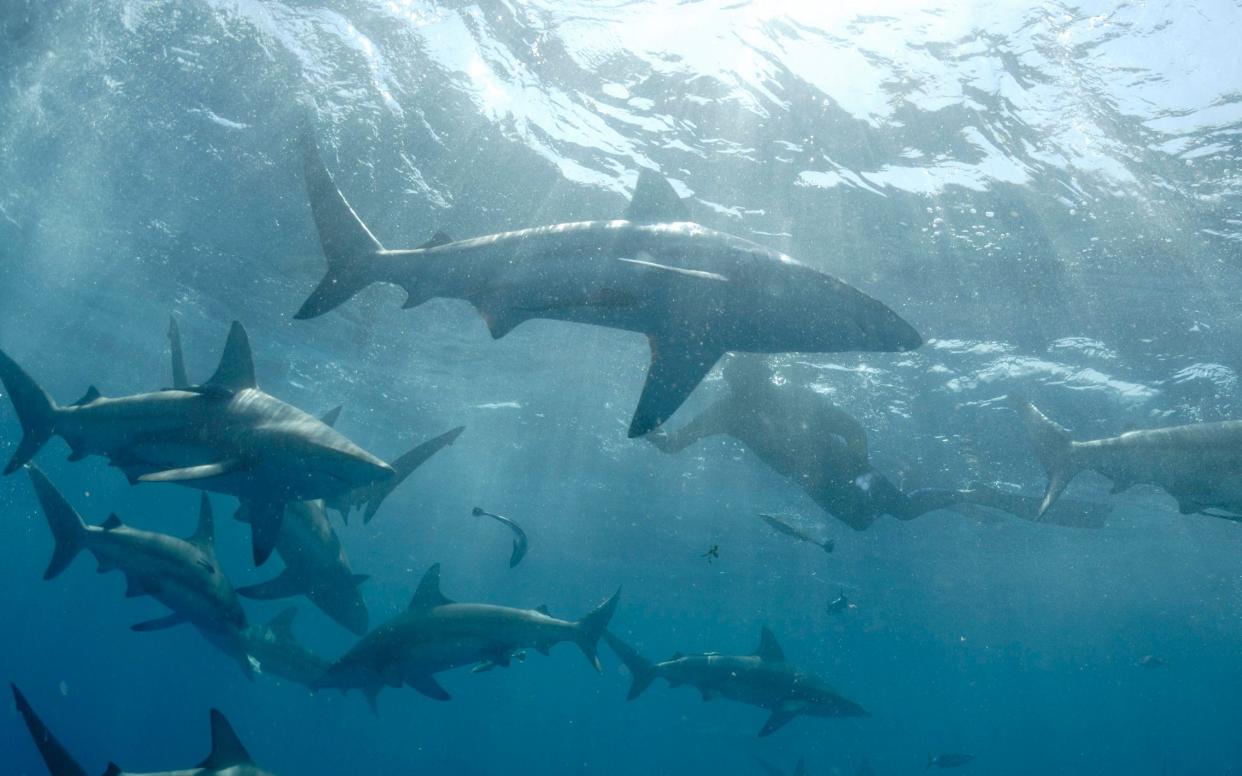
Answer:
[102,514,123,530]
[169,315,190,390]
[266,606,299,641]
[189,494,215,551]
[408,563,454,610]
[72,386,101,406]
[197,709,253,769]
[670,651,685,661]
[418,231,453,249]
[103,764,123,776]
[624,169,690,223]
[753,626,785,663]
[319,405,343,427]
[535,604,551,616]
[202,321,256,392]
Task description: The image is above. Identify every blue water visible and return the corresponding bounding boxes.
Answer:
[3,1,1242,774]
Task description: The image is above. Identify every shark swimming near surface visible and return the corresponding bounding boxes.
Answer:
[313,563,620,710]
[0,321,394,565]
[12,683,280,776]
[1012,395,1242,519]
[604,626,867,736]
[27,465,253,676]
[293,131,921,438]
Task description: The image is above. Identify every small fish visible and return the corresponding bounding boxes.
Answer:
[703,544,720,563]
[1139,654,1169,669]
[471,507,529,568]
[927,752,974,769]
[758,513,834,553]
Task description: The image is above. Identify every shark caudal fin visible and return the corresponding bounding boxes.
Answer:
[602,631,658,700]
[360,425,465,524]
[574,589,621,672]
[11,684,87,776]
[294,130,384,320]
[26,465,87,580]
[1009,395,1080,518]
[0,347,60,475]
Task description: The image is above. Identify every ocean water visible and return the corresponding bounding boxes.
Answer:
[2,1,1242,774]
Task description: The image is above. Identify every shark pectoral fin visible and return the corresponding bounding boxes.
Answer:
[131,613,187,632]
[477,303,529,340]
[759,705,799,737]
[138,459,242,483]
[236,568,303,601]
[472,661,496,674]
[123,576,148,598]
[406,673,451,701]
[628,336,723,438]
[248,501,285,567]
[624,169,691,222]
[10,683,89,776]
[197,709,255,769]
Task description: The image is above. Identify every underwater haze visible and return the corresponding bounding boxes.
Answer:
[3,1,1242,774]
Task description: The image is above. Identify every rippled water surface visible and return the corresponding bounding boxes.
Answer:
[2,2,1242,774]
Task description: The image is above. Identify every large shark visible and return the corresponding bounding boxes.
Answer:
[11,683,278,776]
[604,627,867,737]
[294,133,921,437]
[1012,395,1242,519]
[313,563,620,710]
[241,607,330,690]
[27,465,253,675]
[0,321,394,565]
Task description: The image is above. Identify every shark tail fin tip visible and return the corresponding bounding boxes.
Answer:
[362,425,465,523]
[603,631,657,700]
[11,683,88,776]
[26,465,87,580]
[296,129,384,320]
[574,588,621,672]
[0,347,60,475]
[1009,394,1079,517]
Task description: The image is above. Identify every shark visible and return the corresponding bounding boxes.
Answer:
[604,626,867,737]
[293,132,921,437]
[0,320,395,565]
[240,607,330,690]
[27,464,253,676]
[11,683,278,776]
[161,317,463,633]
[1012,395,1242,519]
[313,563,620,710]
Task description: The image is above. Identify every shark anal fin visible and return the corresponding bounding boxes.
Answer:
[131,613,187,632]
[628,336,723,438]
[477,303,529,340]
[197,709,254,768]
[236,569,303,601]
[138,459,241,484]
[624,169,691,222]
[406,672,451,701]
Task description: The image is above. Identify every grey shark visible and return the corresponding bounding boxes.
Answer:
[0,321,394,565]
[313,563,620,709]
[604,626,867,737]
[27,465,253,676]
[294,132,921,437]
[1012,395,1242,519]
[241,607,330,689]
[12,683,278,776]
[471,506,529,567]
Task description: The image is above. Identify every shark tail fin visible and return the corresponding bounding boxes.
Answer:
[0,347,60,474]
[362,426,465,524]
[11,684,88,776]
[602,631,657,700]
[294,130,384,320]
[27,465,87,580]
[574,588,621,673]
[1009,395,1080,518]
